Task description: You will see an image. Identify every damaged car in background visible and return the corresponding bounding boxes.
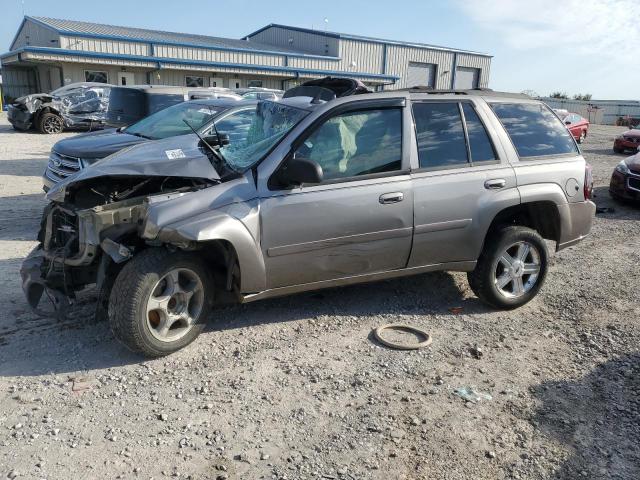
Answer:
[7,82,112,134]
[21,78,595,357]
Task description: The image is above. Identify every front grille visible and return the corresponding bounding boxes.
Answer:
[628,176,640,192]
[623,136,640,143]
[45,151,82,184]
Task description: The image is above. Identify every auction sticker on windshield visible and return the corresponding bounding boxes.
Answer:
[165,149,186,159]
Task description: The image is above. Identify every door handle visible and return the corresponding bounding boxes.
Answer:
[379,192,404,204]
[484,179,506,190]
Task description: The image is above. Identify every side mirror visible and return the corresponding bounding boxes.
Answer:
[201,133,230,148]
[277,156,323,187]
[564,120,572,125]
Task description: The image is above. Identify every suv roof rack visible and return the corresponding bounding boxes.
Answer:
[401,86,529,99]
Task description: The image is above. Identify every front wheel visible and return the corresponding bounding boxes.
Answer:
[108,248,213,357]
[468,226,549,309]
[37,112,64,134]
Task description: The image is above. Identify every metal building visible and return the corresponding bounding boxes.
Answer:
[1,16,492,102]
[541,97,640,126]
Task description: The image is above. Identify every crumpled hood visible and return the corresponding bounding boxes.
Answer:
[46,134,220,202]
[13,93,52,112]
[52,128,146,162]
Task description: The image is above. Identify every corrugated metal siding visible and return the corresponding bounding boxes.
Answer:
[541,97,640,125]
[11,19,59,49]
[248,26,339,56]
[385,45,454,89]
[339,39,383,74]
[60,35,149,56]
[1,67,38,101]
[153,45,284,66]
[456,53,491,88]
[150,70,282,89]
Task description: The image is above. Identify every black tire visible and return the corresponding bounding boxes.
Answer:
[37,112,64,134]
[468,226,549,310]
[577,130,586,144]
[108,248,214,357]
[614,147,624,154]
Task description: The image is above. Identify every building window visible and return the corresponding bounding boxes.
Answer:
[185,76,204,87]
[247,80,263,88]
[84,70,108,83]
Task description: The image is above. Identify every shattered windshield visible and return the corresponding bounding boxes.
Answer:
[217,101,309,171]
[124,102,222,140]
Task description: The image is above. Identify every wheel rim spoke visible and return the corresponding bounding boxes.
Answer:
[493,240,542,299]
[516,243,530,262]
[145,267,204,343]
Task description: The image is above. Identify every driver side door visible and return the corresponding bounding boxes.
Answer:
[259,99,414,289]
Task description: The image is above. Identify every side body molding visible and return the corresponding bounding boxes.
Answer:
[155,200,267,293]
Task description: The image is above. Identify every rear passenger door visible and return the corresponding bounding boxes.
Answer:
[408,99,518,267]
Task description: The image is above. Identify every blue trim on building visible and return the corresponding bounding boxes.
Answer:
[3,46,400,81]
[246,23,492,58]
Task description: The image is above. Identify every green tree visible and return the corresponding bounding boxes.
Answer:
[550,92,569,99]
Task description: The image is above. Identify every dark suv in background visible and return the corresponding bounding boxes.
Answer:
[43,98,257,190]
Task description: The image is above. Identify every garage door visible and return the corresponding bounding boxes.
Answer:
[407,62,436,88]
[454,67,480,89]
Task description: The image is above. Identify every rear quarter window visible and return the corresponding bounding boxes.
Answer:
[491,102,578,158]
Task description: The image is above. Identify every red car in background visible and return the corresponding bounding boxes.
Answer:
[613,126,640,154]
[561,112,589,143]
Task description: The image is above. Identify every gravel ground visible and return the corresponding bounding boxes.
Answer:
[0,114,638,480]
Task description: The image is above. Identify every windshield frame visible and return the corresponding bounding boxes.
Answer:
[123,101,226,140]
[214,100,311,174]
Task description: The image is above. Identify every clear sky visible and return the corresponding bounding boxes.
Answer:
[1,0,637,100]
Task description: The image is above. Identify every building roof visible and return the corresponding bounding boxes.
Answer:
[26,16,310,56]
[245,23,492,57]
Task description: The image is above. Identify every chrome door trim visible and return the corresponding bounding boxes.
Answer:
[414,218,471,235]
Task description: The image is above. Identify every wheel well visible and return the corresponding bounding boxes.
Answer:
[197,240,240,292]
[487,202,561,243]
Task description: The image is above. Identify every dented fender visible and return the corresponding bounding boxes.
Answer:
[153,200,266,293]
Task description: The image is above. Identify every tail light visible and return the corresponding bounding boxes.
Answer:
[584,163,594,200]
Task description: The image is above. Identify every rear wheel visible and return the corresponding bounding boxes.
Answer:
[468,226,548,309]
[37,112,64,134]
[108,248,213,357]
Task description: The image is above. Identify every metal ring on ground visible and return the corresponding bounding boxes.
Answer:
[373,323,432,350]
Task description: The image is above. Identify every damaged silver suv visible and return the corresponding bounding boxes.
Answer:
[21,78,596,357]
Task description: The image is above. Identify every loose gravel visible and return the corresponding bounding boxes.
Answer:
[0,114,638,480]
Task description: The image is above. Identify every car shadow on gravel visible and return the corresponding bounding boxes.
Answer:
[532,353,640,479]
[207,271,490,334]
[0,269,484,376]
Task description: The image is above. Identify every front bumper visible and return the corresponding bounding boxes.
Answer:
[610,170,640,201]
[20,246,70,316]
[7,105,33,130]
[614,138,640,151]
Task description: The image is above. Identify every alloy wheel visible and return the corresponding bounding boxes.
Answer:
[146,268,205,342]
[43,116,63,134]
[493,241,541,298]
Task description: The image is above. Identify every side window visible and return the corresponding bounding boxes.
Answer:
[294,108,402,181]
[491,103,578,158]
[213,108,256,145]
[462,103,497,163]
[412,102,468,169]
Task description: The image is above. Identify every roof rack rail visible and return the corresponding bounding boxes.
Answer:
[400,86,495,94]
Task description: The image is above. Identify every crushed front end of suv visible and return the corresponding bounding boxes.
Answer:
[8,82,112,134]
[20,78,596,357]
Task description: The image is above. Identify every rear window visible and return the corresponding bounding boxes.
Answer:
[491,103,578,158]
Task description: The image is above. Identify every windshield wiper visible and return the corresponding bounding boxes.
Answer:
[129,132,155,140]
[181,119,232,173]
